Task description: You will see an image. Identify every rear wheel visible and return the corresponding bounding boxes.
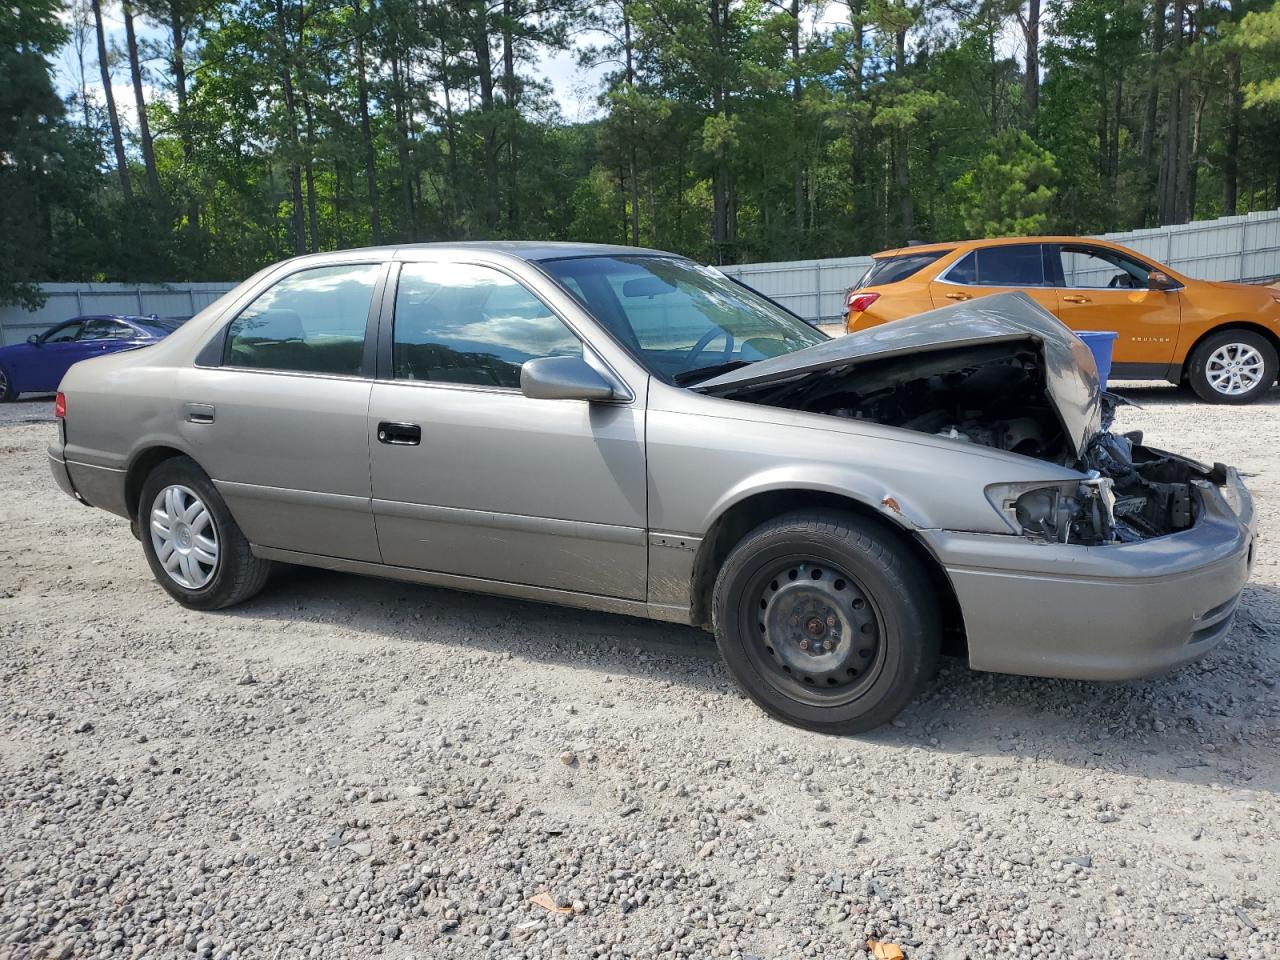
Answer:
[0,368,14,402]
[1187,330,1277,404]
[138,457,272,610]
[712,511,940,734]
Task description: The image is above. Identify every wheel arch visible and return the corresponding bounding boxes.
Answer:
[688,488,968,659]
[1179,321,1280,382]
[124,445,199,532]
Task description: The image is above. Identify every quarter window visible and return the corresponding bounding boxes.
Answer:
[225,263,380,375]
[81,319,134,341]
[947,245,1047,286]
[854,250,949,289]
[392,263,581,388]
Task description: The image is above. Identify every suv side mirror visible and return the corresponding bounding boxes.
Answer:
[27,334,40,346]
[1148,270,1178,291]
[520,356,617,402]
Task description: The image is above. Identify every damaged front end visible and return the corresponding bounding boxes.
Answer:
[696,292,1224,546]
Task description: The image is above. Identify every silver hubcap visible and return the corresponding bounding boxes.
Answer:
[150,485,218,589]
[1206,343,1265,396]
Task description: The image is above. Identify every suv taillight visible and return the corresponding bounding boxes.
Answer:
[846,291,881,313]
[54,392,66,418]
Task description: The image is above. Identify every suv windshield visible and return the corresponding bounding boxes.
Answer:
[538,255,826,383]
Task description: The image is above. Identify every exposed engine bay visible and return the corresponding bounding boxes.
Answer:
[703,342,1220,545]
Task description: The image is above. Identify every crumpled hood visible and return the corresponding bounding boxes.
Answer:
[698,291,1103,459]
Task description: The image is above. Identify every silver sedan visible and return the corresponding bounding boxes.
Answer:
[48,243,1256,733]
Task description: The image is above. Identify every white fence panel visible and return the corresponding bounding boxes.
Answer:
[0,283,236,346]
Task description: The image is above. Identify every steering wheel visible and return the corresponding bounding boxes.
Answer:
[684,328,735,369]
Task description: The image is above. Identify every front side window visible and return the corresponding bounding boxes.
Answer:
[44,322,84,343]
[539,256,826,383]
[392,262,580,388]
[81,319,134,341]
[854,250,949,289]
[1058,246,1153,289]
[946,245,1047,286]
[224,263,381,375]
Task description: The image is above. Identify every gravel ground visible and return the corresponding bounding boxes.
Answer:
[1,384,1278,960]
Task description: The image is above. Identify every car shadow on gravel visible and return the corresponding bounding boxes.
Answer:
[1110,381,1280,407]
[223,564,1280,792]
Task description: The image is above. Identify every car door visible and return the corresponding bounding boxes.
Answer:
[1049,243,1179,369]
[174,260,387,562]
[24,320,93,392]
[368,259,648,600]
[928,244,1060,315]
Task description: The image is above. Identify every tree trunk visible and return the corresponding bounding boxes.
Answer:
[123,0,161,198]
[1222,51,1241,216]
[501,0,519,231]
[894,25,913,240]
[624,2,640,245]
[1137,0,1166,227]
[790,0,804,235]
[91,0,133,201]
[353,1,381,243]
[1021,0,1040,117]
[439,37,460,235]
[274,0,305,255]
[391,55,416,239]
[471,2,500,232]
[302,91,321,252]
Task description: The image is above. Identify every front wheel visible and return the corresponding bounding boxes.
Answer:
[0,367,15,402]
[1186,330,1277,404]
[138,456,272,610]
[712,511,940,735]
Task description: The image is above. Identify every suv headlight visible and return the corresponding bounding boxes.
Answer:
[986,474,1117,544]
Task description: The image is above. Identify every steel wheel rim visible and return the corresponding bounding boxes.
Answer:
[1206,343,1265,396]
[150,484,219,589]
[741,558,885,707]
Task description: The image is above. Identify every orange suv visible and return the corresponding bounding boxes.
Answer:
[845,236,1280,403]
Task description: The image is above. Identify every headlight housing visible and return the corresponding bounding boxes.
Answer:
[986,474,1118,544]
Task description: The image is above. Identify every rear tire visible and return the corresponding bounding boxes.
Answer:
[712,511,940,735]
[1186,330,1277,404]
[138,457,272,610]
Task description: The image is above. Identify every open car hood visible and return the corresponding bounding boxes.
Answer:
[697,291,1103,460]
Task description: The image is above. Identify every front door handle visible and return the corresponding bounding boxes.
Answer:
[377,421,421,446]
[945,292,971,301]
[1062,295,1091,304]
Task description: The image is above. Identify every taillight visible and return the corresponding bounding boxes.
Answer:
[54,392,66,418]
[846,291,881,313]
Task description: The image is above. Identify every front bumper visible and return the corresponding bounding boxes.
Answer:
[922,468,1256,680]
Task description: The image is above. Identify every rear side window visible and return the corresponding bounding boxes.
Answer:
[225,263,381,375]
[947,245,1047,286]
[855,250,948,289]
[392,262,580,388]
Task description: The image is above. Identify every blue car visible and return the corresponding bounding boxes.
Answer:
[0,315,187,402]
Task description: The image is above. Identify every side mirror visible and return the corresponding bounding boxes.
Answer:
[27,334,40,346]
[520,356,617,402]
[1148,270,1178,291]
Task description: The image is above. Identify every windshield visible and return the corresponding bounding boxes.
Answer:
[538,255,826,383]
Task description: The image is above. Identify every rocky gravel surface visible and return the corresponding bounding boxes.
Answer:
[1,384,1278,960]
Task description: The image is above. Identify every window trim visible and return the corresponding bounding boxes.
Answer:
[934,244,1054,288]
[376,259,634,404]
[197,259,390,379]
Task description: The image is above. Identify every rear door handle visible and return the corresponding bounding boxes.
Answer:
[377,421,421,446]
[184,402,216,424]
[945,292,971,301]
[1062,295,1091,304]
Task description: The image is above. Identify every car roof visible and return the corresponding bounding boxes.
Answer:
[870,236,1135,259]
[278,241,676,265]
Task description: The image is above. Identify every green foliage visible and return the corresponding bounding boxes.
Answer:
[3,0,1279,297]
[953,130,1060,236]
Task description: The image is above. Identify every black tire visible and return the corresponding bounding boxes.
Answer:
[712,511,940,735]
[138,456,272,610]
[0,367,15,402]
[1186,329,1277,404]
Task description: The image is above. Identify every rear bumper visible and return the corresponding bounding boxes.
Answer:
[48,439,128,516]
[923,470,1256,680]
[47,446,80,502]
